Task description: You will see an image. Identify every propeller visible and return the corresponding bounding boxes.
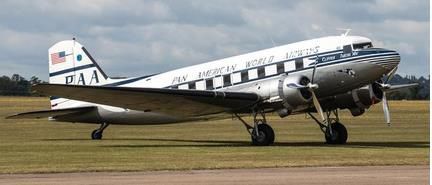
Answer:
[379,67,398,126]
[309,57,325,123]
[286,56,326,123]
[382,90,390,126]
[309,85,325,123]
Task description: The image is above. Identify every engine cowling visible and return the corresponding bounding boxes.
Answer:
[252,75,312,117]
[279,75,312,109]
[330,82,383,116]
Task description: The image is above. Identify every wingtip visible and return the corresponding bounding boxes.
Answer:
[5,114,19,119]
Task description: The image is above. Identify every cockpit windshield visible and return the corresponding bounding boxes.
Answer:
[353,42,373,50]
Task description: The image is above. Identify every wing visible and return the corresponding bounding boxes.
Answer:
[33,84,261,117]
[6,106,96,119]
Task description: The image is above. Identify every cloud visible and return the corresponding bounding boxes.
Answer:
[0,0,429,79]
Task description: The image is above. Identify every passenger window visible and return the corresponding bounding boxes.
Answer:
[277,63,284,74]
[265,65,277,76]
[295,58,303,70]
[343,45,352,53]
[258,67,265,78]
[213,76,223,88]
[188,82,196,89]
[223,74,231,86]
[206,79,213,90]
[285,62,295,72]
[241,71,248,82]
[195,80,205,90]
[178,84,188,89]
[231,73,241,84]
[248,69,258,80]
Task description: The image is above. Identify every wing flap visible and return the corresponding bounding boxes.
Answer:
[6,106,96,119]
[33,84,260,117]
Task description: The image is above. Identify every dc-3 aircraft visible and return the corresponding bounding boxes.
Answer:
[8,33,417,146]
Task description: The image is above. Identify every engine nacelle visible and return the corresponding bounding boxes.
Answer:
[253,75,312,116]
[280,75,312,109]
[330,82,383,116]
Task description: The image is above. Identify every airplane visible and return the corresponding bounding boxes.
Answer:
[7,33,418,146]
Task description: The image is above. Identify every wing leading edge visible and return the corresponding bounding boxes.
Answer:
[33,84,261,117]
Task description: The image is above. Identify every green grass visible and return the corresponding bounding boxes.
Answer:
[0,97,429,173]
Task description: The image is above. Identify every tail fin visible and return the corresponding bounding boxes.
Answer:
[48,40,110,85]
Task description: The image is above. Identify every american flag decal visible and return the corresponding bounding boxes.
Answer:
[51,51,67,65]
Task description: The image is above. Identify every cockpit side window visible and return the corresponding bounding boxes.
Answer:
[353,42,373,50]
[343,45,352,53]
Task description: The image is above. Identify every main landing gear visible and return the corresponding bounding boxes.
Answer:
[308,109,348,144]
[91,122,109,140]
[235,110,275,146]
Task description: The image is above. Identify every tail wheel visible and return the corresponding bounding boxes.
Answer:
[251,124,275,146]
[325,122,348,144]
[91,129,103,140]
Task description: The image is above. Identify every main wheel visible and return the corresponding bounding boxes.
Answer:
[91,129,103,140]
[251,124,275,146]
[325,122,348,144]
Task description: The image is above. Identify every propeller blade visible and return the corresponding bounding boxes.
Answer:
[286,83,307,89]
[384,67,398,84]
[308,55,325,123]
[309,89,325,123]
[311,55,319,84]
[382,91,391,126]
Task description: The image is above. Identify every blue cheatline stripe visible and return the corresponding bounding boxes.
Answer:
[164,50,345,89]
[102,75,156,87]
[49,64,95,77]
[101,50,344,88]
[163,51,399,89]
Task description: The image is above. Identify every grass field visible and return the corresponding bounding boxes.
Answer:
[0,97,429,174]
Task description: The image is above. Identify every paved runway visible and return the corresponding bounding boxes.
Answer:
[0,166,428,185]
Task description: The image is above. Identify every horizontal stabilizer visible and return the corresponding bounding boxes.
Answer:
[6,106,96,119]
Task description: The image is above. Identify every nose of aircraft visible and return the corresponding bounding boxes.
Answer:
[371,49,400,72]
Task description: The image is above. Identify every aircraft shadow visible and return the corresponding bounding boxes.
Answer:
[104,139,429,148]
[43,138,429,148]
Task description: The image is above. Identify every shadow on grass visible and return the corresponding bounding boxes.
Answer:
[44,138,429,148]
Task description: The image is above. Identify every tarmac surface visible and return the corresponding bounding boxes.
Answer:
[0,165,428,185]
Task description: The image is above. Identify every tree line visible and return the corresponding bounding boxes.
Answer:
[0,74,45,96]
[387,74,429,100]
[0,74,429,100]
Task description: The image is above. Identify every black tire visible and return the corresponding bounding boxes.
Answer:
[325,122,348,144]
[91,129,103,140]
[251,124,275,146]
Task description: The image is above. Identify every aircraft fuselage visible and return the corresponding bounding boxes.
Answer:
[50,35,400,124]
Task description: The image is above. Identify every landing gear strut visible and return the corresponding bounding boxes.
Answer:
[308,109,348,144]
[235,110,275,146]
[91,122,109,140]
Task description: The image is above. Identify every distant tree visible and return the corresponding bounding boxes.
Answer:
[0,74,30,96]
[388,74,429,100]
[30,76,42,85]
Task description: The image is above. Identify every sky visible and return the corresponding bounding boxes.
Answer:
[0,0,429,80]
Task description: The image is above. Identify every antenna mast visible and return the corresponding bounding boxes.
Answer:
[336,28,351,36]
